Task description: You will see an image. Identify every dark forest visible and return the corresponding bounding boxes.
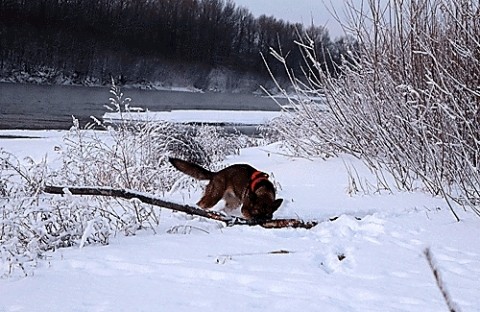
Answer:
[0,0,353,90]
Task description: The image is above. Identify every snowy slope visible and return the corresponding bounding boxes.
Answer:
[1,130,479,312]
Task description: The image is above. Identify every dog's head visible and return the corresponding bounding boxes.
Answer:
[242,170,283,220]
[242,195,283,221]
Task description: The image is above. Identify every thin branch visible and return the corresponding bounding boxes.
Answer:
[424,247,462,312]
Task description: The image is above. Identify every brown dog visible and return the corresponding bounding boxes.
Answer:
[169,158,283,220]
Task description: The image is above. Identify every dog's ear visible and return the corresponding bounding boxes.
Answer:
[272,198,283,212]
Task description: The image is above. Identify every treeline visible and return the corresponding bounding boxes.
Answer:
[0,0,352,89]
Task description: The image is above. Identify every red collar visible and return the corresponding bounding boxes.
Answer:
[250,170,269,192]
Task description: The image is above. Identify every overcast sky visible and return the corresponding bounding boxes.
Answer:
[232,0,348,38]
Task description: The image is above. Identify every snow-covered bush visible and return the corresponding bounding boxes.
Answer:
[269,0,480,219]
[0,153,114,277]
[0,151,46,276]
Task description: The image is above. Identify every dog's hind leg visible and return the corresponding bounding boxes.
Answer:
[197,182,224,209]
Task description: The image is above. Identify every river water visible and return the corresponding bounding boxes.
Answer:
[0,83,282,130]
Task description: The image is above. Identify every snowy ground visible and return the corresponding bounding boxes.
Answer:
[1,129,480,312]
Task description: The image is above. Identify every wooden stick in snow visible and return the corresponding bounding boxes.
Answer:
[43,185,318,229]
[424,248,461,312]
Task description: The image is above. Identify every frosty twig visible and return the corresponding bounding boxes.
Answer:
[424,248,461,312]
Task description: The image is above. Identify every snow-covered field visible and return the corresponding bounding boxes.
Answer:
[1,129,479,311]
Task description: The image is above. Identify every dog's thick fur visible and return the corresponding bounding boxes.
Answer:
[169,157,283,220]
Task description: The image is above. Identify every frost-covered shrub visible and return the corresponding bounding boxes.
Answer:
[269,0,480,219]
[0,150,113,277]
[1,151,44,277]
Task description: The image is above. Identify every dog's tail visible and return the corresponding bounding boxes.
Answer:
[168,157,215,180]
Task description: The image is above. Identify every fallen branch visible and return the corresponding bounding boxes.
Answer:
[43,185,318,229]
[230,218,318,229]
